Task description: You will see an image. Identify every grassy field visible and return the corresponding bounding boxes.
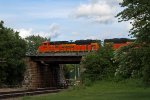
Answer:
[22,80,150,100]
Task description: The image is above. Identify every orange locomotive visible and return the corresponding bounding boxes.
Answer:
[38,40,100,53]
[38,38,134,53]
[104,38,135,50]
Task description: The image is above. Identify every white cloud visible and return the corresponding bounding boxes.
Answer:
[34,31,49,38]
[49,23,60,39]
[72,0,115,24]
[15,28,32,38]
[15,23,61,39]
[116,0,123,3]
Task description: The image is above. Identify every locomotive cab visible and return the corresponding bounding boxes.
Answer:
[42,41,50,46]
[38,41,50,53]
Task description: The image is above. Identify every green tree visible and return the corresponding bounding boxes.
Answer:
[0,21,26,86]
[81,44,115,84]
[63,64,74,79]
[116,0,150,84]
[25,35,48,55]
[114,43,150,84]
[116,0,150,43]
[114,43,142,79]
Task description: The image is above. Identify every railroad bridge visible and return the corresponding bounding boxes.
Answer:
[23,52,88,89]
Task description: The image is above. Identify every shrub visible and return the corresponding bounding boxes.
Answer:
[81,44,115,84]
[114,43,150,85]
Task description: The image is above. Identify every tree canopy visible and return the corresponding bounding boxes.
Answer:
[25,35,48,55]
[0,21,26,86]
[81,44,115,85]
[116,0,150,43]
[116,0,150,85]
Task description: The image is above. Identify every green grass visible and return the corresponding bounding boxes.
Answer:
[22,80,150,100]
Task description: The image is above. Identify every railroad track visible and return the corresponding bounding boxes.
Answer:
[0,87,62,99]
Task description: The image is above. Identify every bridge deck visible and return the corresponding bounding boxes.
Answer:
[27,52,94,64]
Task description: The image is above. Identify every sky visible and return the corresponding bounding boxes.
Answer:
[0,0,132,41]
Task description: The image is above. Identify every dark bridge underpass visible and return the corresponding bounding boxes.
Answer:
[23,52,88,89]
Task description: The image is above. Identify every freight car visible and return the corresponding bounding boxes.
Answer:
[38,40,100,53]
[104,38,135,49]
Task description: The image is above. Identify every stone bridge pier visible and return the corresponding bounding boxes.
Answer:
[23,58,61,89]
[22,52,84,89]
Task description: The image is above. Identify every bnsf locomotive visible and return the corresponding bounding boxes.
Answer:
[104,38,134,49]
[38,38,134,53]
[38,40,100,53]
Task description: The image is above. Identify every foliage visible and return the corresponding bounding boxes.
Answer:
[114,43,150,84]
[116,0,150,43]
[114,43,141,79]
[25,35,48,55]
[81,44,115,84]
[63,64,75,79]
[0,21,26,86]
[116,0,150,85]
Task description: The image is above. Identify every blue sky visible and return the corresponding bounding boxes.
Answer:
[0,0,131,41]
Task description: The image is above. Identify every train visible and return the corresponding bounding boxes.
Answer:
[38,40,100,53]
[37,38,134,53]
[104,38,134,49]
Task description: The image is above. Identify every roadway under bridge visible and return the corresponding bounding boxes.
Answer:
[23,52,89,89]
